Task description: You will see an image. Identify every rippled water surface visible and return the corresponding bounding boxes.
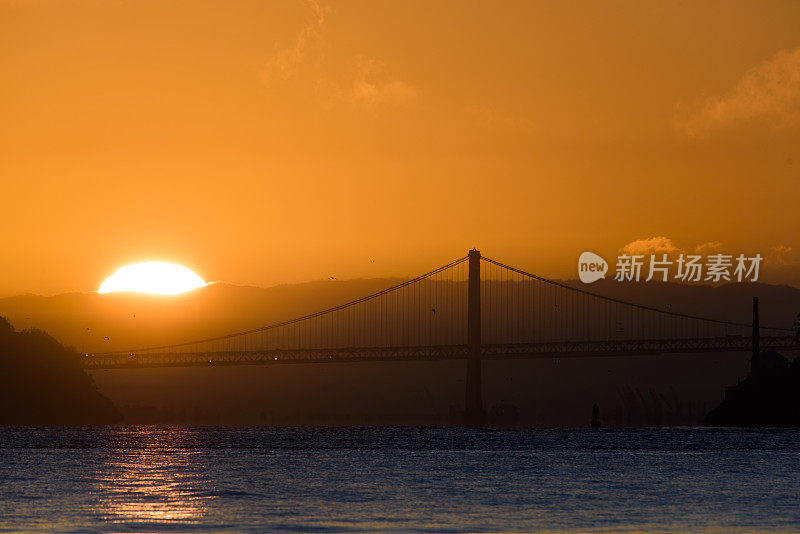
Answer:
[1,426,799,533]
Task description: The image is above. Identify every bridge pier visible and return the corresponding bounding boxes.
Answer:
[464,248,485,426]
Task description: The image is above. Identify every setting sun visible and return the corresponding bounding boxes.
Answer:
[98,262,206,295]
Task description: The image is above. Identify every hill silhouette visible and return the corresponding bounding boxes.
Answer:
[0,317,121,425]
[704,350,800,427]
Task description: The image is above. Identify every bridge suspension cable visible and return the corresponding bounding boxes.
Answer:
[479,255,792,348]
[480,256,792,332]
[86,252,797,370]
[95,255,470,356]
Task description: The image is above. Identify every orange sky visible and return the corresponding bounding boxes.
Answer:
[1,0,799,296]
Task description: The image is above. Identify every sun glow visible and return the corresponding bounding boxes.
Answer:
[98,262,206,295]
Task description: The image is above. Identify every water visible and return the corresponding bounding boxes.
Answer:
[1,427,799,533]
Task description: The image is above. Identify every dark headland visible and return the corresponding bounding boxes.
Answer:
[704,350,800,427]
[0,316,120,425]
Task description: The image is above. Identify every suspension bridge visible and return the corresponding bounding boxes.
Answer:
[85,250,798,424]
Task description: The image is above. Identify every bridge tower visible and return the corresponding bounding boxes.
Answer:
[464,248,485,426]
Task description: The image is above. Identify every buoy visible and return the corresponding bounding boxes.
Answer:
[590,403,601,428]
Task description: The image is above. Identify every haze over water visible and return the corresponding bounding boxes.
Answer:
[1,426,799,533]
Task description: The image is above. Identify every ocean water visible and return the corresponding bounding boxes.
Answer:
[1,427,799,533]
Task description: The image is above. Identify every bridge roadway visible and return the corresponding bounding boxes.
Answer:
[83,335,799,370]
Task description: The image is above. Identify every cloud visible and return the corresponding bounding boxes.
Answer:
[348,58,418,106]
[620,236,682,257]
[693,241,723,255]
[259,5,416,108]
[768,245,796,266]
[260,0,326,85]
[760,245,800,287]
[677,46,800,137]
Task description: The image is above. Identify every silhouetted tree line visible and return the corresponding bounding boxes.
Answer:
[615,386,707,427]
[0,316,120,424]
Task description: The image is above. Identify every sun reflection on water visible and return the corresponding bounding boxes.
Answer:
[91,443,209,525]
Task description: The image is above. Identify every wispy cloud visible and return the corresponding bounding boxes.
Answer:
[768,245,796,267]
[693,241,723,255]
[760,245,800,286]
[260,4,417,109]
[677,46,800,137]
[260,0,326,85]
[347,58,418,106]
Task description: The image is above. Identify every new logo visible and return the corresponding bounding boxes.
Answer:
[578,252,608,284]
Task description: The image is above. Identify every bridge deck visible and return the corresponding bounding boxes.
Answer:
[84,336,798,370]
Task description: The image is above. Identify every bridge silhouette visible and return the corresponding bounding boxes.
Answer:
[85,250,798,424]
